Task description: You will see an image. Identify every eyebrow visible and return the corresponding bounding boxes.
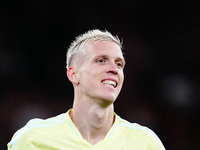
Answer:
[95,55,125,64]
[116,56,125,63]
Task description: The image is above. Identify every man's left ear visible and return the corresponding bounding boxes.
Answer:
[67,66,79,85]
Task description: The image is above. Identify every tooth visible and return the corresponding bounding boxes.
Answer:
[103,80,116,87]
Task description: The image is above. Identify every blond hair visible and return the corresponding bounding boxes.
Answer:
[66,29,122,69]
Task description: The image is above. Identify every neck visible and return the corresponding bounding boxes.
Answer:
[70,98,114,145]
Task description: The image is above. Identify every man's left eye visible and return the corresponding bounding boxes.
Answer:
[116,62,123,68]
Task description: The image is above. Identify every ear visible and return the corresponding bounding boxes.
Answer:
[67,66,79,85]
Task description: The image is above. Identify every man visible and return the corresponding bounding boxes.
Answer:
[8,29,165,149]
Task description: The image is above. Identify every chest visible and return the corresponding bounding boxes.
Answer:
[33,133,150,150]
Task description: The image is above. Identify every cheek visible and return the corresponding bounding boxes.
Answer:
[119,72,124,84]
[79,69,98,85]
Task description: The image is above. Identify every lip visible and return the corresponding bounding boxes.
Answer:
[101,78,118,88]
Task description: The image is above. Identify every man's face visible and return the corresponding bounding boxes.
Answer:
[75,41,125,104]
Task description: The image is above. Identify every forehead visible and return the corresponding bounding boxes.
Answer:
[84,41,124,60]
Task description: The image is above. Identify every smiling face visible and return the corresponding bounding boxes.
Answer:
[72,41,125,104]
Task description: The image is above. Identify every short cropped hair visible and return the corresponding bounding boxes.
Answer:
[66,29,122,69]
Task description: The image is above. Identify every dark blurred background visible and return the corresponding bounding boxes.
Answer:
[1,0,200,149]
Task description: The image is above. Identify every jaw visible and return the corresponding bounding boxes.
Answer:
[98,83,121,102]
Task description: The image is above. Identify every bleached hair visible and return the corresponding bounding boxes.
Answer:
[66,29,122,69]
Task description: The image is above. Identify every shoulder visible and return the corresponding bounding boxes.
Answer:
[8,113,66,150]
[119,117,155,134]
[117,116,165,149]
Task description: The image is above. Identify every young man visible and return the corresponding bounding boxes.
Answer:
[8,29,165,149]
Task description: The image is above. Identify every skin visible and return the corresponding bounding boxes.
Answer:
[67,41,125,145]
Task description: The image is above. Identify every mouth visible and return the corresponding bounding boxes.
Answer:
[102,80,117,88]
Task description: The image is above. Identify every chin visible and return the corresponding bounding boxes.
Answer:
[91,92,118,106]
[100,95,116,105]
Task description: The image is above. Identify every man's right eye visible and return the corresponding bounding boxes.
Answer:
[97,59,106,63]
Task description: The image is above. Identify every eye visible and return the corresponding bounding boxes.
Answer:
[97,59,106,64]
[116,62,124,68]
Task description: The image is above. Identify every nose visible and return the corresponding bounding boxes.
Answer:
[106,61,118,75]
